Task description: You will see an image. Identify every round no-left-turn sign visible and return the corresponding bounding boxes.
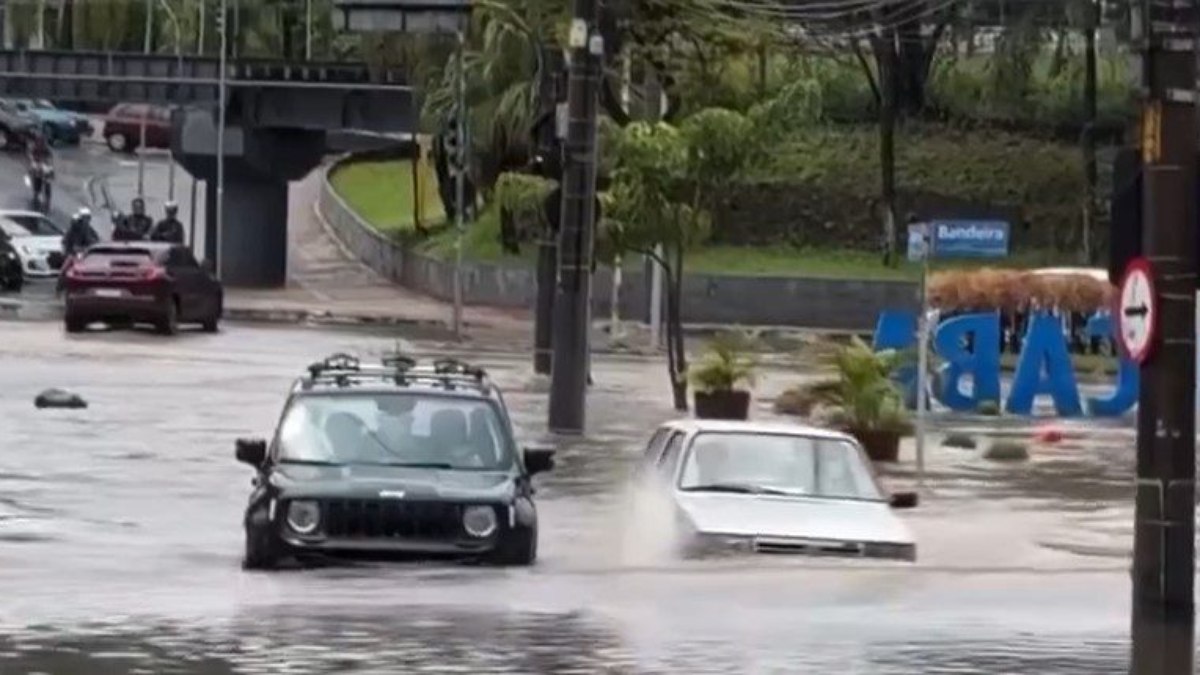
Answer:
[1116,257,1157,364]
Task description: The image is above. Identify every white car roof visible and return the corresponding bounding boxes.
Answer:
[0,210,50,219]
[658,418,855,442]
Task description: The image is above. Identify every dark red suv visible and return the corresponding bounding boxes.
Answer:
[103,103,171,153]
[63,243,223,335]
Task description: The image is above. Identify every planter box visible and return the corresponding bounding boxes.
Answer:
[846,427,901,463]
[694,390,751,420]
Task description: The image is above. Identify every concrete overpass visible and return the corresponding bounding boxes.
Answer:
[0,49,416,286]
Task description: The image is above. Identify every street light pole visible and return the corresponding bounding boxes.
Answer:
[305,0,313,61]
[188,0,205,250]
[547,0,602,434]
[215,0,227,280]
[451,27,466,340]
[160,0,181,202]
[137,0,153,198]
[1129,1,1198,672]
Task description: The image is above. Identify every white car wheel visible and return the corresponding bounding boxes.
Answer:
[107,132,128,153]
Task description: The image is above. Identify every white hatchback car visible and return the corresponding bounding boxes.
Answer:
[636,419,918,561]
[0,210,65,278]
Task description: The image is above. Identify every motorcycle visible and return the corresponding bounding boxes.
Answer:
[25,162,53,212]
[55,251,79,297]
[0,239,22,293]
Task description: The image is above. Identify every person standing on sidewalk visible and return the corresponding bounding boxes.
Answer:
[149,202,185,244]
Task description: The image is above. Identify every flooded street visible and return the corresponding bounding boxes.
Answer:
[0,321,1151,673]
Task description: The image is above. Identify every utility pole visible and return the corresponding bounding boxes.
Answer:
[547,0,602,434]
[450,27,467,340]
[1129,0,1198,672]
[533,46,564,376]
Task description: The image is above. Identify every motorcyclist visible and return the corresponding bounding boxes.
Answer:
[149,201,185,244]
[123,197,154,241]
[61,208,99,258]
[110,208,140,242]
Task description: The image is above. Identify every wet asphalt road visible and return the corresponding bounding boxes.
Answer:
[0,320,1155,674]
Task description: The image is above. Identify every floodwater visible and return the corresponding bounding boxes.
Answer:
[0,319,1172,673]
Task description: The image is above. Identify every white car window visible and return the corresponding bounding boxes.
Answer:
[679,432,883,501]
[6,215,62,237]
[0,221,31,238]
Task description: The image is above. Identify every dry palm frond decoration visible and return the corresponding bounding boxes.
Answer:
[927,268,1113,314]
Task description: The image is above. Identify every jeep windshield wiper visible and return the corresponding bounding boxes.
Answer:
[380,462,456,470]
[681,482,798,496]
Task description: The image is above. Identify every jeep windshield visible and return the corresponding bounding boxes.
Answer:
[277,392,514,470]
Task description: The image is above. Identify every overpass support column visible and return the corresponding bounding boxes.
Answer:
[175,108,325,289]
[204,177,289,287]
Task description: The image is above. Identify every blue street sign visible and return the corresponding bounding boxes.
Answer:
[930,220,1010,259]
[906,223,928,262]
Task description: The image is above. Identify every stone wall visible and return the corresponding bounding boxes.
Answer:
[317,160,920,330]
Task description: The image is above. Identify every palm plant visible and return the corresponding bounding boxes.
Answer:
[688,330,758,394]
[820,337,913,436]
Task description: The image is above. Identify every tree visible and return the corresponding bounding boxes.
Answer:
[604,108,756,410]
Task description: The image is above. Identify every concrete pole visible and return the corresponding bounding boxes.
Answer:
[34,0,44,49]
[1128,1,1197,672]
[188,0,205,250]
[305,0,312,61]
[547,0,602,434]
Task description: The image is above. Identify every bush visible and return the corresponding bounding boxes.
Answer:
[773,379,839,417]
[689,330,759,393]
[942,432,979,449]
[985,439,1031,462]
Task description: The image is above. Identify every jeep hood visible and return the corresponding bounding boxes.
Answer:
[271,463,515,501]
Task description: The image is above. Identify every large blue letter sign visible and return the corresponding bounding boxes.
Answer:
[1083,313,1138,417]
[873,310,917,405]
[933,312,1002,410]
[1006,313,1082,416]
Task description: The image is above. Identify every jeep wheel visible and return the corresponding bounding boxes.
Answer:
[242,530,282,570]
[489,525,537,566]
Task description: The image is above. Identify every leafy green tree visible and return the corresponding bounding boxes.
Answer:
[605,108,757,410]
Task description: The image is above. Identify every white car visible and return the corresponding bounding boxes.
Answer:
[636,419,918,561]
[0,210,65,278]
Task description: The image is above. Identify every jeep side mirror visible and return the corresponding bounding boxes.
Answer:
[524,446,556,475]
[889,491,919,509]
[236,437,267,466]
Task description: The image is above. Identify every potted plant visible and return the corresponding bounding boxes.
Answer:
[818,336,914,462]
[689,331,758,420]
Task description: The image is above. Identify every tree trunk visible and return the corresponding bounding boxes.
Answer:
[1081,0,1098,264]
[877,26,899,267]
[668,245,688,412]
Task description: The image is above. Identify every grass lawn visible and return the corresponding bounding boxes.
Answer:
[329,158,444,237]
[332,157,1084,280]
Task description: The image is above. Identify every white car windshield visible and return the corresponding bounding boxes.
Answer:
[678,432,884,501]
[276,393,513,470]
[6,215,62,237]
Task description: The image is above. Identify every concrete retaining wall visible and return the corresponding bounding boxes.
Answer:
[316,161,919,330]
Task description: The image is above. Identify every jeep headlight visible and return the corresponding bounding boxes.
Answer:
[462,505,497,538]
[286,500,321,535]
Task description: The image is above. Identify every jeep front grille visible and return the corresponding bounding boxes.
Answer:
[752,537,865,556]
[320,499,463,540]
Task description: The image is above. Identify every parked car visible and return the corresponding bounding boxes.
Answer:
[235,353,555,570]
[0,210,66,279]
[0,99,39,151]
[62,242,222,334]
[635,419,918,561]
[102,102,171,153]
[9,99,89,145]
[0,229,24,292]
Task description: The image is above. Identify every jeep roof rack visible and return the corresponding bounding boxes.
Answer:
[301,352,493,393]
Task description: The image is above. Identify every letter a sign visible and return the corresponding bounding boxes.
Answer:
[1116,257,1158,365]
